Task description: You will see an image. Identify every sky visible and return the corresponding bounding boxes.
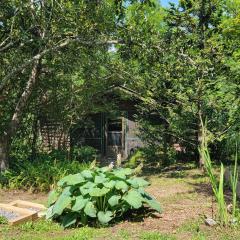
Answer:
[161,0,178,7]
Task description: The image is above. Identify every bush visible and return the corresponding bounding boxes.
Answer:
[46,166,162,228]
[0,159,89,192]
[72,146,97,162]
[126,149,145,168]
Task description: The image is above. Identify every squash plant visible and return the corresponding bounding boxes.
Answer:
[46,166,161,228]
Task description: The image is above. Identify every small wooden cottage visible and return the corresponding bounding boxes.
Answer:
[70,86,144,160]
[39,86,144,160]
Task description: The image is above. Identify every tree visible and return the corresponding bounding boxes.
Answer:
[0,0,121,171]
[117,0,239,166]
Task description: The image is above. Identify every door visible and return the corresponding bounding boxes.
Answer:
[106,118,124,159]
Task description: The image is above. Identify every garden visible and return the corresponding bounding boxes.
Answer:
[0,0,240,239]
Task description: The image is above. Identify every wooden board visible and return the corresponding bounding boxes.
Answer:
[9,200,46,219]
[0,203,37,226]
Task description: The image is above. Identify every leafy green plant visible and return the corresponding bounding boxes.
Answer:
[0,159,89,192]
[46,166,161,228]
[72,146,97,162]
[199,120,228,225]
[0,216,8,224]
[230,144,239,219]
[126,149,145,168]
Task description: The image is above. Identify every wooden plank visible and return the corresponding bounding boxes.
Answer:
[9,200,46,219]
[8,214,35,226]
[0,203,35,215]
[0,203,37,226]
[9,200,46,211]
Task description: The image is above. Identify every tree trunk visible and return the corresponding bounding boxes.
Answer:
[0,135,10,171]
[0,60,40,171]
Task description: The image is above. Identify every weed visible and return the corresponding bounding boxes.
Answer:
[199,119,228,225]
[140,231,176,240]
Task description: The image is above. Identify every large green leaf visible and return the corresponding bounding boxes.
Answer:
[145,199,162,213]
[89,187,110,197]
[99,167,110,172]
[118,168,133,175]
[62,212,78,228]
[80,187,90,196]
[45,205,54,219]
[62,186,73,195]
[48,190,60,207]
[81,170,93,179]
[113,170,126,180]
[95,175,107,184]
[53,193,72,215]
[108,195,121,207]
[127,177,149,188]
[115,180,128,191]
[103,180,116,189]
[72,196,89,211]
[97,211,113,224]
[84,202,97,217]
[80,182,96,196]
[57,173,85,187]
[123,190,143,209]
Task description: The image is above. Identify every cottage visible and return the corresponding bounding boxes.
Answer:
[39,86,144,161]
[70,86,144,160]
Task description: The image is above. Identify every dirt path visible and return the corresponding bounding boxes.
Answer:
[107,167,214,237]
[0,189,48,205]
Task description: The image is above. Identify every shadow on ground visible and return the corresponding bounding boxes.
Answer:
[142,162,196,177]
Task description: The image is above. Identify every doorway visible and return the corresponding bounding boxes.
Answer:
[106,118,124,159]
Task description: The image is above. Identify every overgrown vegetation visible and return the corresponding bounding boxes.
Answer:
[46,166,161,227]
[199,120,239,225]
[0,159,89,192]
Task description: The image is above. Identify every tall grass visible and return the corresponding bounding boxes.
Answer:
[199,119,228,225]
[0,159,89,192]
[230,144,238,218]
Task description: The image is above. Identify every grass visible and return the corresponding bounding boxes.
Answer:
[1,164,240,240]
[139,232,176,240]
[0,220,177,240]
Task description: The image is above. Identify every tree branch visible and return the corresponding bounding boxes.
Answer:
[0,37,121,94]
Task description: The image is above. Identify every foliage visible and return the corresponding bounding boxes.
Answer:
[140,232,176,240]
[0,159,89,192]
[0,216,8,225]
[72,146,97,163]
[0,0,239,175]
[229,145,239,218]
[46,166,161,228]
[199,120,239,225]
[126,149,145,168]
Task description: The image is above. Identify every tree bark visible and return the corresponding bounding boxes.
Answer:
[0,135,10,171]
[0,59,40,171]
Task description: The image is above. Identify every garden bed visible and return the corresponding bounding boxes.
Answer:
[0,203,37,225]
[8,200,46,218]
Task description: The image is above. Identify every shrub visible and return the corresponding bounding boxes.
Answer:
[46,166,162,228]
[72,146,97,162]
[0,160,89,192]
[126,149,145,168]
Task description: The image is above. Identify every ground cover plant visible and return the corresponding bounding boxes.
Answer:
[46,166,161,228]
[0,159,89,192]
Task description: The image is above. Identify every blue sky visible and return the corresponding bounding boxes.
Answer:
[161,0,178,7]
